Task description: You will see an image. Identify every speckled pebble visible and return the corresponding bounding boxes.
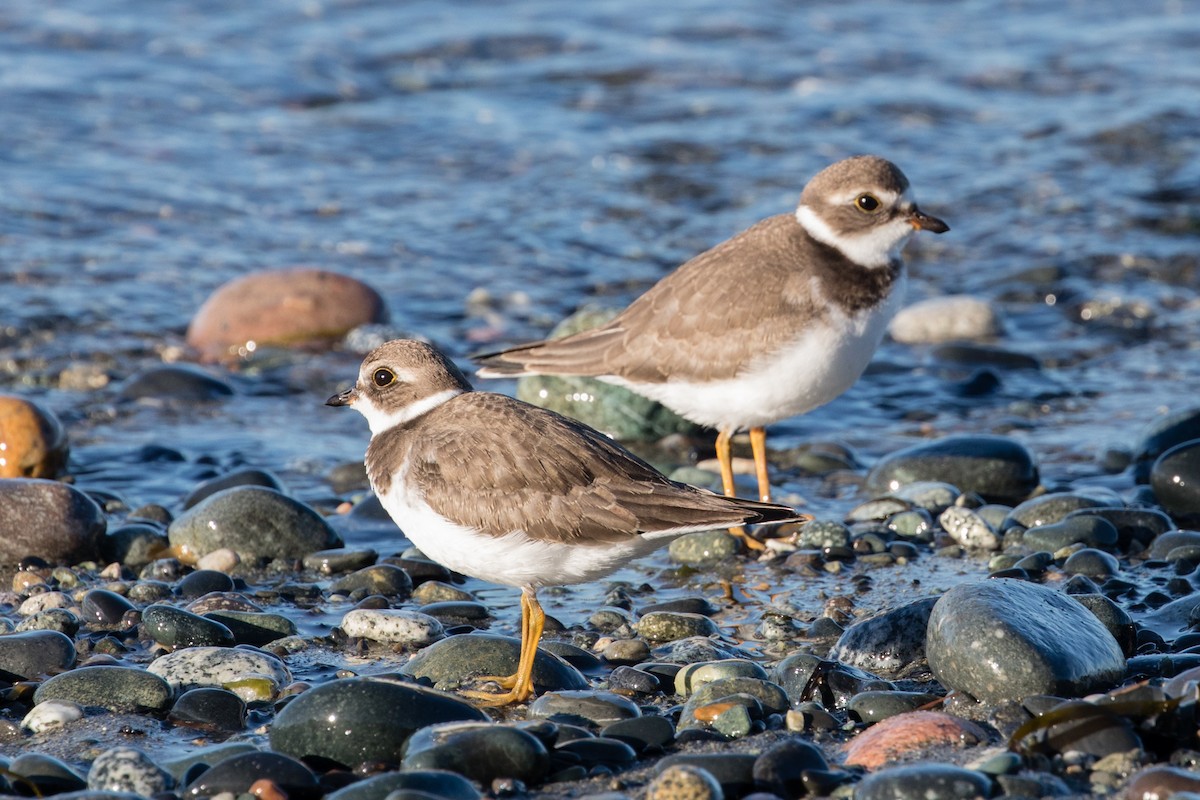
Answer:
[644,763,724,800]
[674,660,768,696]
[22,699,83,732]
[830,597,937,676]
[147,645,290,697]
[330,563,414,598]
[34,665,173,713]
[87,747,174,795]
[636,611,719,643]
[341,608,445,646]
[939,506,999,550]
[668,530,740,565]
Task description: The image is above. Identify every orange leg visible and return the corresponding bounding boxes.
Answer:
[715,428,765,551]
[461,587,543,705]
[750,426,771,503]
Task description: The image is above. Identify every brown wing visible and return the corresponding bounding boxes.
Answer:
[474,215,828,383]
[407,393,799,545]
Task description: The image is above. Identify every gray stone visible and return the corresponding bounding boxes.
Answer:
[34,665,172,713]
[846,690,944,723]
[678,677,789,730]
[400,633,587,693]
[147,646,290,696]
[938,506,999,549]
[527,690,641,726]
[0,479,106,564]
[927,579,1126,703]
[183,468,285,510]
[668,530,740,565]
[86,747,173,795]
[340,609,444,646]
[1063,548,1120,579]
[773,653,893,710]
[829,597,937,676]
[1005,492,1114,529]
[203,610,298,646]
[854,764,992,800]
[330,564,413,597]
[167,486,342,562]
[142,604,235,648]
[119,364,233,401]
[1133,406,1200,478]
[865,435,1038,504]
[401,721,550,784]
[1022,515,1119,551]
[674,660,768,696]
[636,611,718,643]
[325,771,480,800]
[0,630,76,679]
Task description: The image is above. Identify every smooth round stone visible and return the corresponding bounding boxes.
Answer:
[101,522,171,570]
[0,396,68,479]
[384,556,451,585]
[177,569,235,598]
[657,754,755,797]
[1133,406,1200,477]
[608,665,660,694]
[168,486,342,562]
[1126,765,1200,800]
[184,750,318,797]
[830,597,937,676]
[402,721,550,783]
[539,640,604,672]
[187,267,388,361]
[1074,507,1172,550]
[147,646,290,695]
[668,530,740,566]
[400,633,587,693]
[1063,548,1120,579]
[303,547,379,574]
[168,687,246,732]
[1031,699,1140,757]
[637,611,718,643]
[158,742,259,783]
[889,295,1002,344]
[854,763,992,800]
[652,637,749,665]
[678,677,788,730]
[119,364,233,401]
[186,591,262,614]
[865,435,1038,504]
[1072,594,1136,655]
[15,607,80,635]
[887,509,933,538]
[926,579,1126,703]
[601,714,676,753]
[752,737,829,798]
[1005,492,1112,529]
[1022,515,1119,551]
[639,596,720,616]
[846,690,943,723]
[271,678,485,766]
[0,479,106,564]
[202,610,297,646]
[512,308,701,442]
[86,747,173,795]
[846,497,909,523]
[601,638,651,665]
[938,506,998,549]
[18,590,74,616]
[330,564,413,598]
[644,763,724,800]
[34,665,172,713]
[528,690,641,726]
[556,736,637,769]
[7,752,87,793]
[0,629,76,679]
[197,549,240,573]
[795,519,851,549]
[183,468,286,510]
[889,481,960,513]
[142,604,235,648]
[326,771,481,800]
[22,698,83,732]
[1152,440,1200,519]
[80,589,136,629]
[1149,530,1200,559]
[341,609,444,646]
[674,660,769,696]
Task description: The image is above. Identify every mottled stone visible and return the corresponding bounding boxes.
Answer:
[329,564,413,598]
[830,597,937,676]
[938,506,999,549]
[340,608,444,646]
[0,396,68,479]
[0,479,106,564]
[637,611,719,643]
[678,677,788,730]
[168,486,342,562]
[147,646,290,697]
[865,435,1038,504]
[34,665,172,713]
[668,530,740,566]
[86,747,173,795]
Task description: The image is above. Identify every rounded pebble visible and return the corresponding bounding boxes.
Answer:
[183,750,318,797]
[668,530,740,565]
[1151,440,1200,520]
[889,295,1002,344]
[843,711,987,769]
[168,687,247,732]
[865,435,1038,505]
[0,479,106,564]
[168,486,342,562]
[0,629,77,679]
[401,721,550,784]
[637,611,719,643]
[87,747,173,795]
[142,603,236,648]
[938,506,999,549]
[830,597,937,676]
[341,608,445,646]
[0,395,69,479]
[147,645,290,697]
[644,763,724,800]
[400,633,587,693]
[527,690,642,726]
[330,564,414,598]
[34,665,173,713]
[853,763,992,800]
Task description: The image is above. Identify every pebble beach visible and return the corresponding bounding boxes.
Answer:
[3,1,1200,799]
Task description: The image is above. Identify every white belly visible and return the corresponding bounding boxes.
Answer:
[605,278,905,432]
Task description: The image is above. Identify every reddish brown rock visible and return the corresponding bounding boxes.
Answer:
[0,478,106,564]
[0,396,69,479]
[842,710,988,770]
[186,268,387,361]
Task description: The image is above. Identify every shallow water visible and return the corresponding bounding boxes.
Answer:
[2,0,1200,711]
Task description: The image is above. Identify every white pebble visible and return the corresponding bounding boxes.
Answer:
[23,699,83,732]
[147,646,290,697]
[17,591,75,616]
[340,608,444,646]
[196,548,240,572]
[940,506,1001,550]
[889,295,1003,344]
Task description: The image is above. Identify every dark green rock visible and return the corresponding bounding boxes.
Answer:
[142,604,235,648]
[865,435,1038,504]
[168,486,342,561]
[401,721,550,784]
[34,665,172,713]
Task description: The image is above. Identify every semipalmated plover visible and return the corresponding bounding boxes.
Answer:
[327,339,807,705]
[474,156,948,532]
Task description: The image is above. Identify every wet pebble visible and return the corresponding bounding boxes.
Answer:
[1019,699,1140,758]
[271,677,486,767]
[402,721,551,784]
[15,607,80,635]
[674,659,769,696]
[644,764,725,800]
[142,603,235,648]
[400,633,587,693]
[678,677,788,731]
[1126,765,1200,800]
[177,568,235,598]
[657,754,755,797]
[0,629,76,679]
[1077,507,1172,549]
[341,608,445,646]
[119,364,233,401]
[22,699,83,733]
[86,747,174,795]
[556,735,637,769]
[330,564,414,598]
[100,522,169,569]
[667,530,740,565]
[80,589,136,629]
[773,653,892,710]
[183,750,318,798]
[183,468,286,509]
[203,609,298,646]
[168,687,247,732]
[601,637,651,665]
[1005,492,1112,529]
[752,737,830,797]
[843,711,987,769]
[847,690,944,723]
[926,579,1126,703]
[938,506,999,549]
[528,690,641,726]
[0,395,69,479]
[864,435,1038,504]
[637,611,718,643]
[187,267,388,361]
[652,637,748,665]
[1151,440,1200,520]
[607,664,660,693]
[795,519,852,549]
[325,770,481,800]
[1147,529,1200,559]
[853,763,992,800]
[831,597,936,676]
[147,645,290,697]
[168,486,342,562]
[0,479,106,564]
[1021,515,1119,551]
[303,547,379,574]
[1063,547,1120,579]
[602,714,676,753]
[34,664,173,713]
[1133,405,1200,479]
[888,295,1002,344]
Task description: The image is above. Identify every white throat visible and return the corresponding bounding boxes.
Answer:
[796,205,915,269]
[356,388,463,436]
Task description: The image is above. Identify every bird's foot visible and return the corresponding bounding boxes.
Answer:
[459,685,533,706]
[469,672,520,690]
[727,525,765,551]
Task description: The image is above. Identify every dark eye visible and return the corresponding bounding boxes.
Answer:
[372,368,395,387]
[855,193,881,213]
